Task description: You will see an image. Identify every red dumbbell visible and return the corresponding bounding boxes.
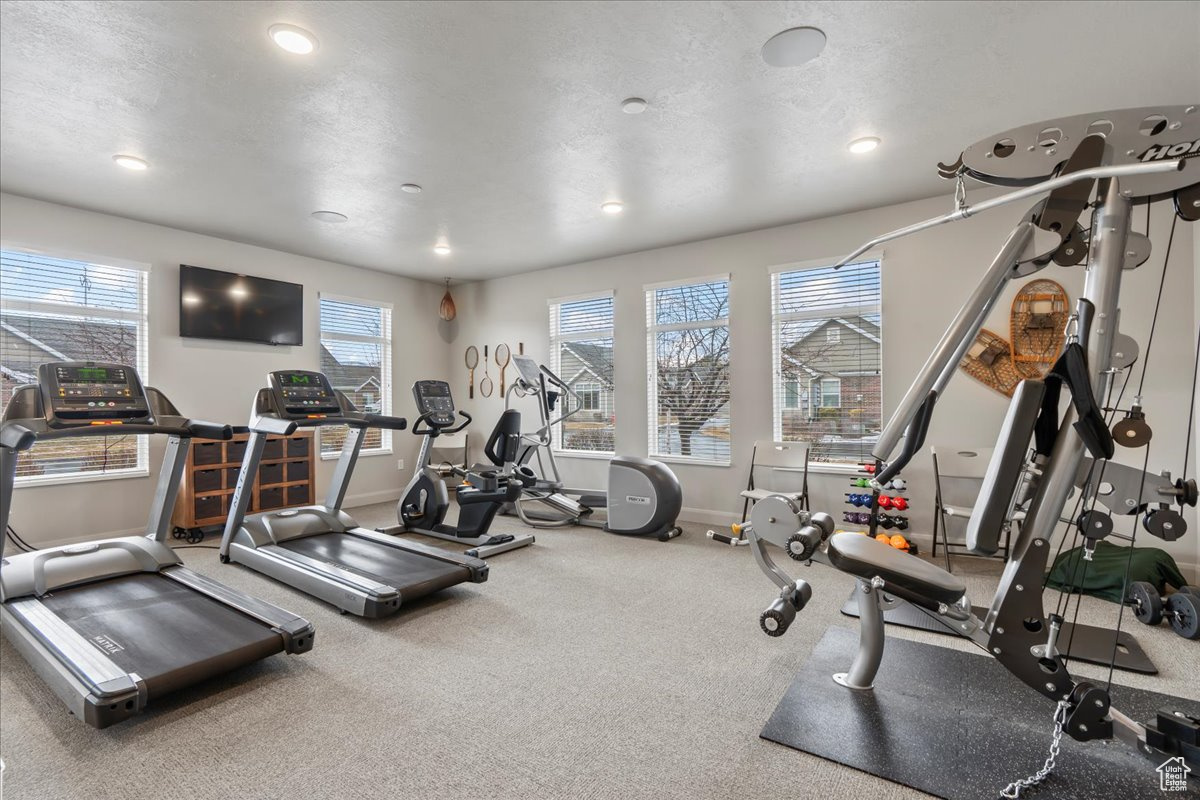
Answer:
[878,495,894,510]
[891,496,908,511]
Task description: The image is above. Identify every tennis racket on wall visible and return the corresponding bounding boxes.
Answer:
[480,345,494,397]
[465,346,478,399]
[496,343,511,397]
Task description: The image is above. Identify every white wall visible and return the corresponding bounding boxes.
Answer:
[448,192,1198,577]
[1,192,448,545]
[3,189,1196,578]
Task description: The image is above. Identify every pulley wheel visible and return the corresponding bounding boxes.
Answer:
[1112,413,1152,447]
[1143,508,1187,541]
[1129,581,1163,626]
[1077,510,1113,541]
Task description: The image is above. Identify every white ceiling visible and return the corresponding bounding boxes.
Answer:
[1,1,1197,282]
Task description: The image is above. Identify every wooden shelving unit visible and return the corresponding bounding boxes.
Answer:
[171,430,316,541]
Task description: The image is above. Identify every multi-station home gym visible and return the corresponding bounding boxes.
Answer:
[0,3,1196,799]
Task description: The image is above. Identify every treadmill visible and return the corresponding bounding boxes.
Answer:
[0,362,316,729]
[218,369,488,617]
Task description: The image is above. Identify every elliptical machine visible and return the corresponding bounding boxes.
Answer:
[381,380,534,558]
[486,356,683,541]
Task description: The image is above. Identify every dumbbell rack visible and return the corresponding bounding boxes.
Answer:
[843,464,917,554]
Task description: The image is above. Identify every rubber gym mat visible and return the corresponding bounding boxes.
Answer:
[839,588,1157,674]
[760,627,1196,800]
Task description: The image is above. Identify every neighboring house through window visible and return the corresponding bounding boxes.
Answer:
[319,295,392,457]
[0,248,149,484]
[772,258,882,466]
[549,292,615,454]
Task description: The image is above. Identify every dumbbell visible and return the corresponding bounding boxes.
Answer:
[891,478,907,491]
[891,496,908,511]
[846,493,870,507]
[853,477,871,488]
[878,514,896,530]
[892,516,909,531]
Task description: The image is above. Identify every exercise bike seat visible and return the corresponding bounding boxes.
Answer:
[827,532,966,606]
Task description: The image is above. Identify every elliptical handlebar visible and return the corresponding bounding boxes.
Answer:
[411,409,471,437]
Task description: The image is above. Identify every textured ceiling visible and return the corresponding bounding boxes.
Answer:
[1,1,1197,281]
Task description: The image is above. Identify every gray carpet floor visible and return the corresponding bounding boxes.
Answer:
[1,503,1197,800]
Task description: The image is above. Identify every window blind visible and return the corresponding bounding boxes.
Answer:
[647,278,730,463]
[319,296,392,456]
[549,293,615,453]
[0,249,149,481]
[773,259,882,466]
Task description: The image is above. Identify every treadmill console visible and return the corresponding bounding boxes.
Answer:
[412,380,456,427]
[268,370,343,418]
[37,362,152,426]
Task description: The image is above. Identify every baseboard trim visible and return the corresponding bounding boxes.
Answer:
[344,488,403,509]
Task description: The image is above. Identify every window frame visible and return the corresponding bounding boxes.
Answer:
[548,290,616,457]
[318,292,394,460]
[645,274,732,467]
[771,254,883,473]
[1,243,151,487]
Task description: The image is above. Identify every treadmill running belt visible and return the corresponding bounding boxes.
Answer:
[39,573,282,698]
[279,532,470,600]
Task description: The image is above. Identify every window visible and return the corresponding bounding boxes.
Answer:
[549,293,615,454]
[816,377,842,408]
[577,382,601,411]
[1,248,149,483]
[319,295,392,457]
[773,259,881,466]
[647,277,730,463]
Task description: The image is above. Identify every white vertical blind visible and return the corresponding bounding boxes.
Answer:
[319,295,392,456]
[647,278,730,463]
[0,248,150,482]
[772,259,882,466]
[548,292,615,453]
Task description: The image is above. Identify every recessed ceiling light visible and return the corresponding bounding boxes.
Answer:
[761,26,826,67]
[400,184,422,194]
[229,284,249,299]
[434,244,452,256]
[848,137,881,154]
[621,98,648,114]
[311,210,348,223]
[112,154,148,171]
[601,201,624,215]
[269,23,318,55]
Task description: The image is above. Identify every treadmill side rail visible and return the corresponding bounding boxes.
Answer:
[161,566,315,653]
[1,602,145,727]
[228,543,401,618]
[350,527,489,581]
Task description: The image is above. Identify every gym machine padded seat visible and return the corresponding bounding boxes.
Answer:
[827,532,967,605]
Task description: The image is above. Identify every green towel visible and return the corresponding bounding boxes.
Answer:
[1045,540,1188,603]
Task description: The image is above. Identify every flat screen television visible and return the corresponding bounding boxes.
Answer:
[179,265,303,346]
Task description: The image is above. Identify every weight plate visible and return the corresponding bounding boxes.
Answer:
[1129,581,1163,625]
[1166,592,1200,639]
